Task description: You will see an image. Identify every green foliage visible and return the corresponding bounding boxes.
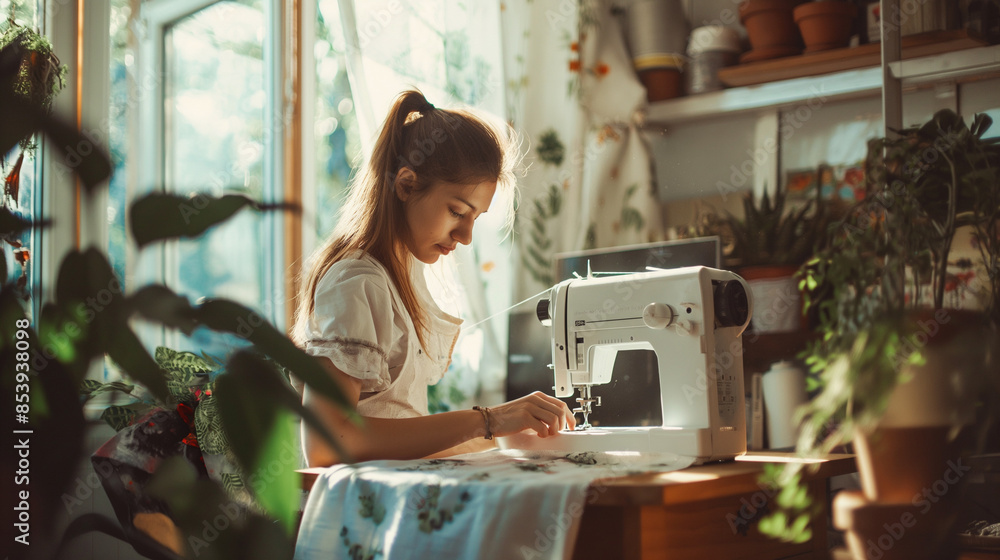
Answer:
[427,379,468,414]
[725,182,830,268]
[194,394,229,455]
[1,32,350,557]
[82,342,348,532]
[760,109,1000,543]
[757,464,816,544]
[83,346,217,407]
[799,109,1000,376]
[157,346,217,403]
[129,192,296,249]
[0,19,67,153]
[0,34,111,190]
[100,403,149,432]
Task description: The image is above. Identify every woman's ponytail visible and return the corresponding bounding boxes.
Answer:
[370,90,436,185]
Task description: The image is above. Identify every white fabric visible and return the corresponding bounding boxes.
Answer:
[304,252,462,418]
[294,449,695,560]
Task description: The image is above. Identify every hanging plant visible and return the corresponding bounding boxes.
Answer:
[1,15,67,205]
[0,17,66,148]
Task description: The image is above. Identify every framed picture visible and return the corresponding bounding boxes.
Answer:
[785,163,866,202]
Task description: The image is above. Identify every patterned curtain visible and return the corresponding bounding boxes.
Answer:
[501,0,662,302]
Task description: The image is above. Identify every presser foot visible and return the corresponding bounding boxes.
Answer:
[572,394,600,431]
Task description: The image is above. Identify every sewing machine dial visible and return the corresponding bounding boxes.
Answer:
[641,303,675,329]
[536,298,552,326]
[712,279,749,328]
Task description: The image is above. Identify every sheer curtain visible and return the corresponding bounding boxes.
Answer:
[329,0,662,409]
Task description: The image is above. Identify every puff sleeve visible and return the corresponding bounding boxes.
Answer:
[304,261,396,393]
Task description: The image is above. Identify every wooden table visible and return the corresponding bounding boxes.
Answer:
[572,452,857,560]
[299,452,856,560]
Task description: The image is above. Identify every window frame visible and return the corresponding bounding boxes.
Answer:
[133,0,290,350]
[35,0,305,376]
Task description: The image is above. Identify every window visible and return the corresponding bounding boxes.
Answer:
[128,0,285,357]
[34,0,511,396]
[1,0,44,315]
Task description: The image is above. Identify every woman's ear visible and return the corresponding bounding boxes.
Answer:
[394,167,418,202]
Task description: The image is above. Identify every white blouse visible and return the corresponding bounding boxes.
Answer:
[303,252,462,418]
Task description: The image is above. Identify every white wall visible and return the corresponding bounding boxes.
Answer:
[649,74,1000,230]
[961,77,1000,132]
[780,86,949,173]
[646,111,758,203]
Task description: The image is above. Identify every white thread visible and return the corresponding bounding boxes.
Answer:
[463,287,551,331]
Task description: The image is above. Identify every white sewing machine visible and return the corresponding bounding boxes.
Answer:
[498,266,753,463]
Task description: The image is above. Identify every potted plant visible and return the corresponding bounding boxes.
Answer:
[739,0,807,62]
[0,18,65,175]
[793,1,859,53]
[0,18,65,289]
[722,181,832,334]
[759,109,1000,559]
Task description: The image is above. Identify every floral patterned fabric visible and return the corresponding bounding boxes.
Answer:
[294,449,694,560]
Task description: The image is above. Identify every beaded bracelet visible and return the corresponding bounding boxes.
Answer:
[472,406,493,440]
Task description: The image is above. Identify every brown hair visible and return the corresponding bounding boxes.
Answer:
[294,90,520,349]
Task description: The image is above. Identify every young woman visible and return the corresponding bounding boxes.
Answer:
[294,90,575,467]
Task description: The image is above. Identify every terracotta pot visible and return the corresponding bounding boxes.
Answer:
[852,309,990,499]
[637,68,682,102]
[839,309,994,560]
[634,53,685,102]
[833,490,960,560]
[841,428,966,560]
[736,265,806,334]
[794,0,858,53]
[738,0,805,62]
[853,426,970,505]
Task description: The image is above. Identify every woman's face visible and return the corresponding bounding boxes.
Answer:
[397,173,497,264]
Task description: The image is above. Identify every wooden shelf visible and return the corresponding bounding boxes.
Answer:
[718,30,989,88]
[643,41,1000,127]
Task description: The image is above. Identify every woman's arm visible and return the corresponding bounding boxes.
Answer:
[301,357,574,467]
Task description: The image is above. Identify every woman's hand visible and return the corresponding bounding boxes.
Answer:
[487,391,576,438]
